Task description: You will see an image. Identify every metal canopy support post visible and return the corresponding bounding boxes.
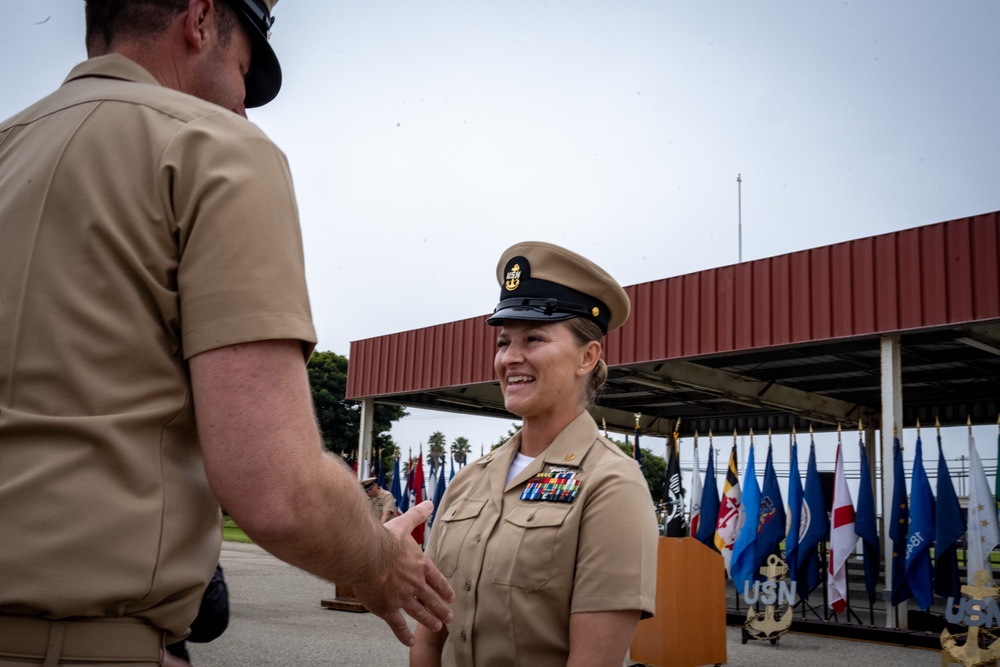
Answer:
[880,335,905,629]
[357,398,374,481]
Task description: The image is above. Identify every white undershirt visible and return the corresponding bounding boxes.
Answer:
[506,451,536,486]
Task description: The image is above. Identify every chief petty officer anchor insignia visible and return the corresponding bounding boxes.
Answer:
[521,467,581,503]
[505,263,521,291]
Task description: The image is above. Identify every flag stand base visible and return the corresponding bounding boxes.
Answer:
[321,583,368,613]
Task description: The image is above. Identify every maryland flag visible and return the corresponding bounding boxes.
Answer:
[714,444,742,575]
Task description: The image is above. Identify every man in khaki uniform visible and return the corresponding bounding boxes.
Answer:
[0,1,452,664]
[411,242,658,667]
[364,478,399,523]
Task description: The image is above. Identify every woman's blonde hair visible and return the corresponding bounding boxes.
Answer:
[562,317,607,408]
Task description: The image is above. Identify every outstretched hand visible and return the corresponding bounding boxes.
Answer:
[353,500,456,646]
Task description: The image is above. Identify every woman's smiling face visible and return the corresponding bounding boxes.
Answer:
[494,320,592,422]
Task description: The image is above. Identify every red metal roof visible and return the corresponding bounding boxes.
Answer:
[347,211,1000,400]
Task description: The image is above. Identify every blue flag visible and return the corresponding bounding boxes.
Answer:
[855,438,880,605]
[731,443,761,593]
[634,426,643,469]
[428,463,446,530]
[797,440,828,597]
[696,446,720,550]
[756,443,786,567]
[889,437,912,605]
[398,458,412,514]
[785,439,803,580]
[905,435,935,610]
[935,435,964,600]
[390,452,403,509]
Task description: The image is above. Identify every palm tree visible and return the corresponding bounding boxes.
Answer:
[452,436,471,468]
[427,431,447,475]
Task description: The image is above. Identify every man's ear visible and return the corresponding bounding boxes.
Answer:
[182,0,215,53]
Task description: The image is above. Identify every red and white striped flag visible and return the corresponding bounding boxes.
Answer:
[828,441,857,613]
[689,442,703,538]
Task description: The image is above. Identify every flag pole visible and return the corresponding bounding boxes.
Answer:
[736,173,743,263]
[861,419,875,627]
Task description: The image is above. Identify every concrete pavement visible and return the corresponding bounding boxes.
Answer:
[186,542,945,666]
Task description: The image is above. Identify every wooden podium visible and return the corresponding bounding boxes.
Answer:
[630,537,727,667]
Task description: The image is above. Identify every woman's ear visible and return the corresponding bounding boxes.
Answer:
[580,340,602,373]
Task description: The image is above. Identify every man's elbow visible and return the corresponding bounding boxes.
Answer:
[215,482,308,547]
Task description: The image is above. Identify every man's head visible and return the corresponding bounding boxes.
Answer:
[362,478,379,497]
[84,0,281,110]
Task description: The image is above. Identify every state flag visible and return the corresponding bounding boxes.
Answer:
[854,436,880,605]
[967,431,999,583]
[785,438,803,580]
[696,446,721,551]
[756,443,786,567]
[715,444,742,575]
[730,443,760,593]
[797,440,828,597]
[689,443,703,538]
[935,435,964,601]
[904,435,934,610]
[889,437,912,606]
[828,440,857,614]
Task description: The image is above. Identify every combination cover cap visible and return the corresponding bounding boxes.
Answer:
[486,241,630,334]
[227,0,281,108]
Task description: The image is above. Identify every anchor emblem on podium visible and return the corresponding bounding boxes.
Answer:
[941,569,1000,667]
[742,554,795,645]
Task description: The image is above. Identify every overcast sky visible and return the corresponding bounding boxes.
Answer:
[5,1,1000,471]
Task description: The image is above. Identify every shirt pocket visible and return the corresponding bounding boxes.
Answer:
[435,498,488,576]
[489,503,573,590]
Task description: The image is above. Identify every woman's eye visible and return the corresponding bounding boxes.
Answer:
[497,340,509,349]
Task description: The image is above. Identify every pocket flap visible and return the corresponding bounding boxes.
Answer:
[504,503,571,528]
[441,498,488,522]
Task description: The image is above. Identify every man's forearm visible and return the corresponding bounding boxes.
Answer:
[191,339,399,585]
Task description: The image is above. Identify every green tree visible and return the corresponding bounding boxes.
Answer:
[611,437,665,499]
[307,351,407,479]
[492,422,521,450]
[451,436,471,468]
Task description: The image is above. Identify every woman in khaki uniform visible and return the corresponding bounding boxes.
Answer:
[411,242,658,667]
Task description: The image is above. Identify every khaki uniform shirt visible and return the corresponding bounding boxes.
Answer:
[369,488,397,522]
[427,412,657,667]
[0,55,316,641]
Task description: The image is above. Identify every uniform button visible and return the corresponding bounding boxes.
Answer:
[460,630,467,641]
[465,580,472,591]
[475,533,482,542]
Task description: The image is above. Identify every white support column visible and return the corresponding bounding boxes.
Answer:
[880,335,905,629]
[357,398,375,481]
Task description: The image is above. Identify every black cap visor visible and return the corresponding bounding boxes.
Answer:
[486,297,609,332]
[231,0,281,107]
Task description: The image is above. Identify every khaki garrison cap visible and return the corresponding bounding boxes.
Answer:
[227,0,282,107]
[486,241,630,334]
